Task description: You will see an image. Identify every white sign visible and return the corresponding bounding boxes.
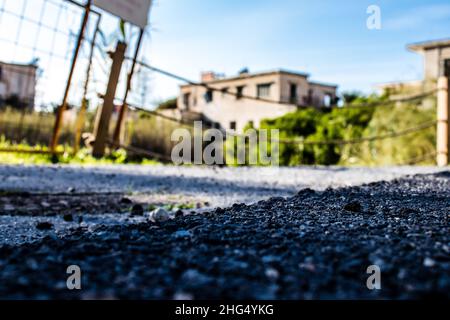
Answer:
[94,0,152,28]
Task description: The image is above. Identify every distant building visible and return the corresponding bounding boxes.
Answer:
[409,38,450,79]
[0,61,37,109]
[171,69,337,132]
[378,38,450,95]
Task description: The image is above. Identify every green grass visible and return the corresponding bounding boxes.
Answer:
[0,138,161,166]
[0,107,78,147]
[147,202,197,212]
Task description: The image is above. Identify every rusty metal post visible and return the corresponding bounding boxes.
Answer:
[437,76,450,166]
[92,41,127,158]
[112,28,145,145]
[50,0,92,152]
[73,15,101,155]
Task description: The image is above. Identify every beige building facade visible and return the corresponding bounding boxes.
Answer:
[176,69,337,132]
[408,39,450,80]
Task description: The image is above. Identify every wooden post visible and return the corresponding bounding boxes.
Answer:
[92,42,127,158]
[50,0,91,152]
[73,16,101,155]
[112,29,145,146]
[437,76,450,167]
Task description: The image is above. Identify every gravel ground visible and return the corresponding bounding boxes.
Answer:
[0,165,446,246]
[0,168,448,299]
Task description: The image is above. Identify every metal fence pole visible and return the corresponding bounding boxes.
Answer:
[73,14,102,155]
[50,0,92,152]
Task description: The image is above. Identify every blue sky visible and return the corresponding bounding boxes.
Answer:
[1,0,450,108]
[145,0,450,100]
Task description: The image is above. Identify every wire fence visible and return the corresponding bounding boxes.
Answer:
[130,58,439,111]
[93,59,438,166]
[0,0,441,166]
[126,96,436,147]
[0,0,103,151]
[0,0,153,150]
[277,120,437,145]
[0,0,105,110]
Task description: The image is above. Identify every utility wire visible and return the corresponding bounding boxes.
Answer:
[126,102,217,130]
[125,98,437,146]
[106,139,173,162]
[336,90,438,109]
[404,151,437,165]
[277,120,437,145]
[119,61,439,147]
[128,59,323,108]
[128,58,438,110]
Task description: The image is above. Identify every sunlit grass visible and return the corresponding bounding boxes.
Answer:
[0,137,161,166]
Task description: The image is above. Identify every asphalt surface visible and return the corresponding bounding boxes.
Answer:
[0,168,448,299]
[0,165,444,207]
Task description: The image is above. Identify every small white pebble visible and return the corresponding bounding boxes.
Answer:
[265,268,279,280]
[173,291,194,300]
[149,207,170,222]
[423,257,436,267]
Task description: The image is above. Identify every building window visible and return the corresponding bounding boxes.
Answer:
[289,83,297,103]
[257,83,271,98]
[221,87,229,97]
[183,92,191,109]
[305,89,313,105]
[323,94,332,107]
[445,59,450,77]
[230,121,237,130]
[204,89,213,103]
[236,86,244,99]
[0,66,3,81]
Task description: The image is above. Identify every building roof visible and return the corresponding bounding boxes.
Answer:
[181,69,339,88]
[308,81,338,88]
[375,79,423,90]
[209,69,309,84]
[0,61,38,68]
[181,69,309,88]
[408,38,450,53]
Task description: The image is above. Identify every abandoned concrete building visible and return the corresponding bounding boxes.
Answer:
[379,38,450,95]
[170,69,337,132]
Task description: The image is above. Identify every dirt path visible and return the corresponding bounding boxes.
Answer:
[0,164,444,206]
